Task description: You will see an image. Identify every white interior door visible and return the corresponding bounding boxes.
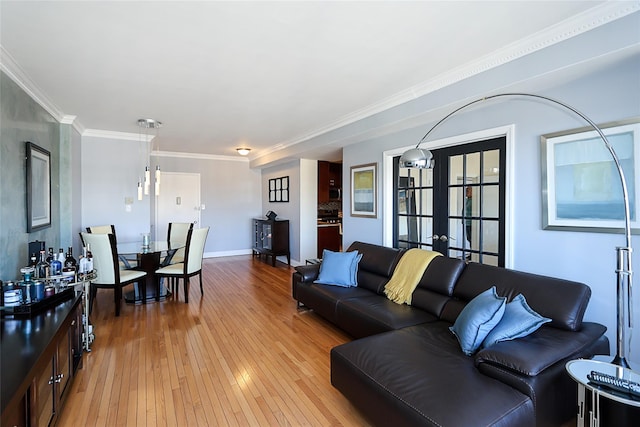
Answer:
[155,172,201,241]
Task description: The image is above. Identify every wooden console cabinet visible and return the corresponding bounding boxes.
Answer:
[253,218,290,267]
[1,294,83,427]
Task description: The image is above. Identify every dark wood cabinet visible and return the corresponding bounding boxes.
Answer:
[1,295,83,427]
[253,219,290,267]
[318,161,342,203]
[317,225,342,257]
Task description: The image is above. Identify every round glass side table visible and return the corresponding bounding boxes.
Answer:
[566,359,640,427]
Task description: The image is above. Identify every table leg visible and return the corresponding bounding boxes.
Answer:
[590,388,600,427]
[577,383,585,427]
[136,252,160,303]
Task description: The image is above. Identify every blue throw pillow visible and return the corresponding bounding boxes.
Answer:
[482,294,551,348]
[314,249,361,287]
[449,286,506,356]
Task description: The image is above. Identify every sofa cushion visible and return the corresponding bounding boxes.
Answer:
[331,323,535,427]
[411,256,466,317]
[314,249,362,287]
[336,295,437,338]
[450,286,506,355]
[446,262,590,331]
[482,294,551,348]
[295,283,372,323]
[346,242,404,294]
[475,322,608,376]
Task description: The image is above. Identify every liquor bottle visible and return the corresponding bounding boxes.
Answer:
[64,247,77,270]
[29,253,37,268]
[86,244,94,272]
[46,247,55,264]
[57,248,65,264]
[79,247,89,274]
[36,250,50,279]
[50,252,62,276]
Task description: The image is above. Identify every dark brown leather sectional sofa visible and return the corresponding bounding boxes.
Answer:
[292,241,609,427]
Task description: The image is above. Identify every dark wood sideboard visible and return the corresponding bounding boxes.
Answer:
[1,294,83,427]
[252,218,290,267]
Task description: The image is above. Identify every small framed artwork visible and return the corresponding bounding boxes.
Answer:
[269,176,289,202]
[541,117,639,234]
[26,141,52,232]
[351,163,377,218]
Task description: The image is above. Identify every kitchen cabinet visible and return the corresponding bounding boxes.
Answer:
[1,294,83,427]
[253,219,290,267]
[318,224,342,257]
[318,161,342,203]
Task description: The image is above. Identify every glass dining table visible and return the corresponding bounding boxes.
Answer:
[116,241,183,304]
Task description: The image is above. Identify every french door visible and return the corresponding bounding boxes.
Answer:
[393,137,506,266]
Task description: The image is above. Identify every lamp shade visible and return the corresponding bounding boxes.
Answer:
[398,148,435,169]
[236,148,251,156]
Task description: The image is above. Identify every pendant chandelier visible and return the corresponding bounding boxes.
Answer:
[137,118,162,200]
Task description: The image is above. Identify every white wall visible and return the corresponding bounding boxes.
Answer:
[154,154,262,257]
[299,159,318,263]
[261,160,303,264]
[81,135,151,242]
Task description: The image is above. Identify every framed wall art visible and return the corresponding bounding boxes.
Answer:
[541,118,639,234]
[268,176,289,202]
[26,141,52,232]
[351,163,377,218]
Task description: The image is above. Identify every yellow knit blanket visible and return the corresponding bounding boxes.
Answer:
[384,248,442,305]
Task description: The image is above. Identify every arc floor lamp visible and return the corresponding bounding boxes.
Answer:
[399,93,634,368]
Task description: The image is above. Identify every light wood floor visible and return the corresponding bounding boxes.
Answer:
[58,256,370,427]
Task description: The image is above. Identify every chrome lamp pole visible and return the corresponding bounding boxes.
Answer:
[399,93,634,367]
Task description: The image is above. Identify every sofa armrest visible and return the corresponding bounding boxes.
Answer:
[474,322,608,376]
[294,264,321,283]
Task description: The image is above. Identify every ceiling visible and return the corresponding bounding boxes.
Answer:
[1,1,632,165]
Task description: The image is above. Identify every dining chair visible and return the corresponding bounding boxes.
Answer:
[80,232,147,316]
[166,222,193,264]
[155,226,209,303]
[85,224,136,268]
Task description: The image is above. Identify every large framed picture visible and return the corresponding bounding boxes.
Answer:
[541,118,639,234]
[26,141,52,232]
[350,163,377,218]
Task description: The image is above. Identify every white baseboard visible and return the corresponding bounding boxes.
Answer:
[202,249,303,266]
[203,249,253,258]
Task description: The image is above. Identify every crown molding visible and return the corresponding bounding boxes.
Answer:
[0,45,87,135]
[253,1,640,162]
[82,128,154,142]
[152,150,249,162]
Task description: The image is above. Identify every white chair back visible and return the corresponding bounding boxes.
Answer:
[186,227,209,274]
[87,225,115,235]
[80,232,117,284]
[168,222,193,261]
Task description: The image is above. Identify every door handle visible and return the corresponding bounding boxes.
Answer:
[431,234,439,241]
[439,235,456,242]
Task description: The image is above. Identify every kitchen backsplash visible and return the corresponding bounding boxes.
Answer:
[318,201,341,212]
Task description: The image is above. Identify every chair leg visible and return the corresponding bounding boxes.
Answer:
[115,285,122,317]
[199,271,203,296]
[184,276,189,303]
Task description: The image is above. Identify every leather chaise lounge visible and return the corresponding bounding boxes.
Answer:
[292,241,609,427]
